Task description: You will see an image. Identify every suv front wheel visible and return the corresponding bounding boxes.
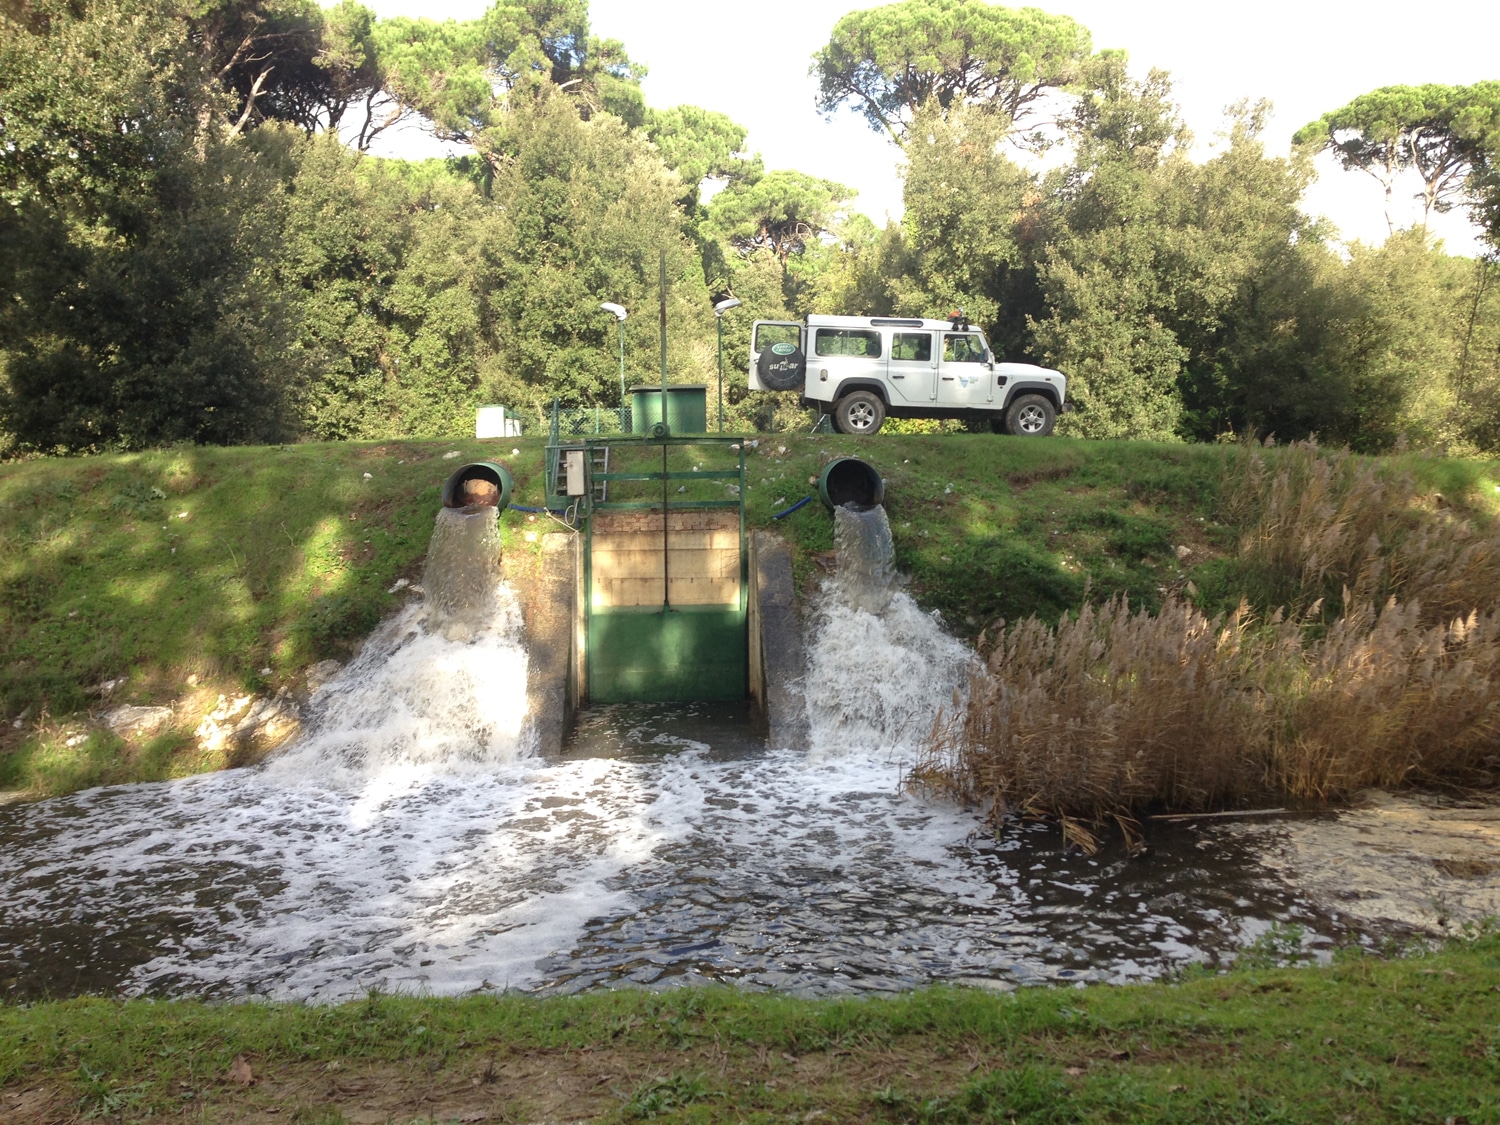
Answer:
[1006,393,1056,437]
[834,390,886,435]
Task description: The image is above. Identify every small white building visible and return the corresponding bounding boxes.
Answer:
[475,405,522,439]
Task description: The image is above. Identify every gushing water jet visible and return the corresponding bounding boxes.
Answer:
[426,462,515,640]
[804,461,973,758]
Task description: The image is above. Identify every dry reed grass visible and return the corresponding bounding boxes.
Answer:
[915,442,1500,843]
[1226,440,1500,623]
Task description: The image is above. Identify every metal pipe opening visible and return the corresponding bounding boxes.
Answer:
[441,462,515,510]
[818,457,884,510]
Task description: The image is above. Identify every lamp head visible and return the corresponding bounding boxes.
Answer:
[600,302,628,321]
[713,297,743,317]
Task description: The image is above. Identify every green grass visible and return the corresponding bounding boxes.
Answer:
[748,435,1236,624]
[2,433,1500,1122]
[2,933,1497,1122]
[3,432,1497,797]
[762,434,1498,632]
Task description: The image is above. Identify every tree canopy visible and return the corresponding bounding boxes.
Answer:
[644,105,759,200]
[0,0,307,449]
[362,0,647,174]
[708,170,855,264]
[1295,83,1500,232]
[812,0,1094,142]
[3,0,1500,455]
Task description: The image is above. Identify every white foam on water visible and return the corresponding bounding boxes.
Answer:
[0,755,664,999]
[804,591,974,760]
[265,505,532,788]
[0,531,1003,1001]
[0,720,1329,999]
[267,593,531,789]
[804,506,975,761]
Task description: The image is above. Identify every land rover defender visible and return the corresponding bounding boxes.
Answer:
[748,313,1069,436]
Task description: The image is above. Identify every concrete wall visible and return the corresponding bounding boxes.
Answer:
[589,510,741,608]
[749,531,809,751]
[504,531,577,757]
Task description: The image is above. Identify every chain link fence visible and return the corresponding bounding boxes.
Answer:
[550,406,633,439]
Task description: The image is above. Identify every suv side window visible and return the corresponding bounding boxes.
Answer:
[891,332,932,361]
[815,328,882,358]
[943,334,985,362]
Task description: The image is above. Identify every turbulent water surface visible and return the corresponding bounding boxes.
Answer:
[0,504,1423,1003]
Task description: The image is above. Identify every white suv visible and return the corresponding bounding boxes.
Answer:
[748,314,1070,436]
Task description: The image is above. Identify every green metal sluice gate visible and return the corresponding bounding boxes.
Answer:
[561,435,749,703]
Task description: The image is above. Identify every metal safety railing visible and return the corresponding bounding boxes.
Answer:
[578,434,751,703]
[545,400,633,508]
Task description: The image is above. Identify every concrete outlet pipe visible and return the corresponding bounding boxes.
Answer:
[818,457,884,511]
[441,461,515,510]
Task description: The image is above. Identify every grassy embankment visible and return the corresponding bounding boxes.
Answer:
[1,433,1497,799]
[2,931,1498,1124]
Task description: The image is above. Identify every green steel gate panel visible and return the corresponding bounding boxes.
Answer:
[581,435,748,704]
[587,605,746,702]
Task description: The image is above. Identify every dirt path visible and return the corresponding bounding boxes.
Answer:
[2,1041,986,1124]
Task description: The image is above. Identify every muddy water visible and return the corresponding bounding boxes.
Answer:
[0,505,1483,1004]
[1226,790,1500,934]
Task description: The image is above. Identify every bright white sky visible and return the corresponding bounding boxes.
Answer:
[361,0,1499,255]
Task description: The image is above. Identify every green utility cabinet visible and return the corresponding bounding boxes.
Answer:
[628,385,709,435]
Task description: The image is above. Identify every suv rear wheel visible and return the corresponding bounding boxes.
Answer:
[834,390,886,435]
[1006,394,1055,437]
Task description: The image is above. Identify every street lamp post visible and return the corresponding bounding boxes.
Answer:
[712,297,742,432]
[600,302,628,430]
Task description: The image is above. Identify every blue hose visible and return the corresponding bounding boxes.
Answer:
[507,503,569,514]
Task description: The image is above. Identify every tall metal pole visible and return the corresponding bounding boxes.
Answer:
[661,438,670,611]
[617,317,626,430]
[599,303,628,431]
[658,250,668,408]
[658,249,670,610]
[710,298,741,435]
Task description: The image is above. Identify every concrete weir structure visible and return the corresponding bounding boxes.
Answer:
[512,526,808,756]
[490,440,862,753]
[504,532,578,758]
[748,531,809,751]
[586,509,746,702]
